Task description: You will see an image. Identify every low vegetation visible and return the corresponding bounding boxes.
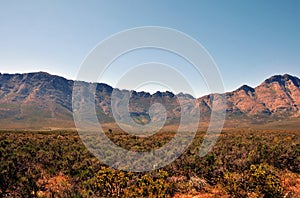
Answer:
[0,129,299,197]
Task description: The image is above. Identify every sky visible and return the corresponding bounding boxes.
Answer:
[0,0,299,97]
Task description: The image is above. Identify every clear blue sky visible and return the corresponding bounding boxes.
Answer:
[0,0,299,97]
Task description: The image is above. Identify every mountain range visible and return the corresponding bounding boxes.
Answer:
[0,72,299,129]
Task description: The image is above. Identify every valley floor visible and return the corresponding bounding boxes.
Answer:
[0,129,299,197]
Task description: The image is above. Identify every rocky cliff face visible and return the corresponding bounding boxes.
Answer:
[0,72,73,109]
[0,72,299,128]
[224,74,300,116]
[0,72,74,127]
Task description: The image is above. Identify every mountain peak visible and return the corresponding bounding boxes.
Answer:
[237,85,255,93]
[264,74,300,87]
[152,91,175,98]
[176,92,195,99]
[31,71,51,75]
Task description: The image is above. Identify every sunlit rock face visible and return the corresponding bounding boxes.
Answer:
[0,72,299,128]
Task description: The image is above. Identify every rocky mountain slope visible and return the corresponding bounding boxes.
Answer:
[226,74,300,120]
[0,72,299,129]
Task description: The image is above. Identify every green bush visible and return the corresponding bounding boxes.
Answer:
[89,167,170,198]
[246,164,283,197]
[221,164,283,197]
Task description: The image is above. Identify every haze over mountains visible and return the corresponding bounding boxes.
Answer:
[0,72,299,129]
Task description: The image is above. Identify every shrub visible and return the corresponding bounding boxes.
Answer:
[221,164,283,197]
[246,164,283,197]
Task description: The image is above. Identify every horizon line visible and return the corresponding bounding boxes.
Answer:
[0,70,298,99]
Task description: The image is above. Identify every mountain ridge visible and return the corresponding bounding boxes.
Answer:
[0,71,299,129]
